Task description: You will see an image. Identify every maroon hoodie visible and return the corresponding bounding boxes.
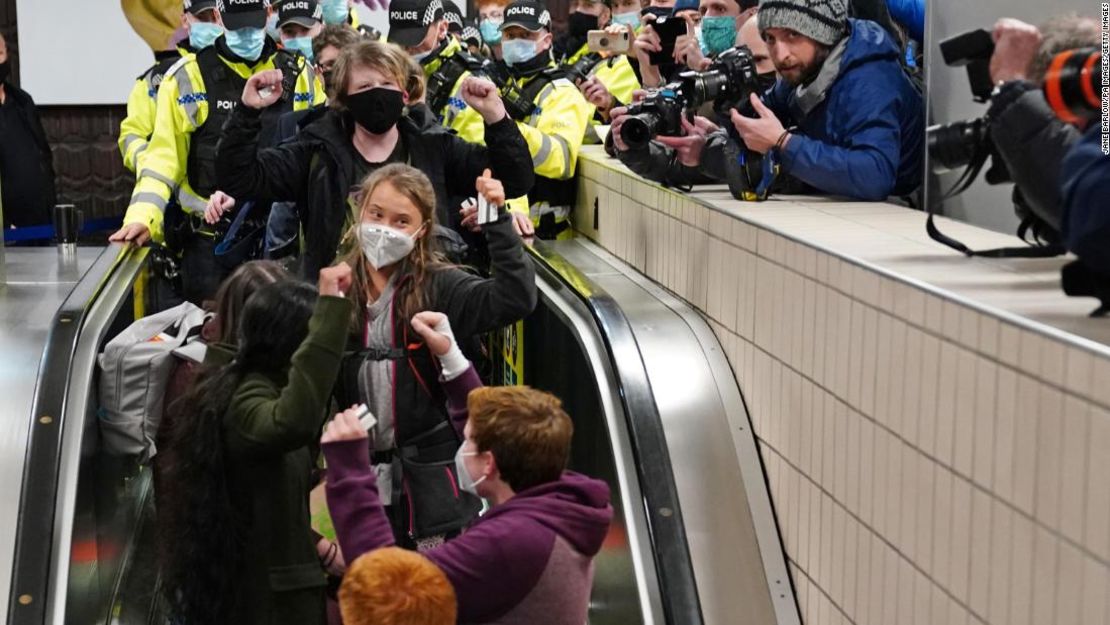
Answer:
[324,405,613,624]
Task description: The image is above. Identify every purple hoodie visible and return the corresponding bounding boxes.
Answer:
[324,390,614,624]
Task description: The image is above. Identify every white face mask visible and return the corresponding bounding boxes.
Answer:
[358,223,419,270]
[455,445,487,495]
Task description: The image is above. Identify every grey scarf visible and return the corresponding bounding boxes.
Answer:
[792,36,849,116]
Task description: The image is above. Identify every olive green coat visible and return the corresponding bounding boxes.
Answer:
[217,295,352,625]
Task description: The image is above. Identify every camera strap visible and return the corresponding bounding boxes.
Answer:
[925,147,1065,258]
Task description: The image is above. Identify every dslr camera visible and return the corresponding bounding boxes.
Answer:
[619,45,763,149]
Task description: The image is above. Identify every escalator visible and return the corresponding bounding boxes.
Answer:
[5,239,801,625]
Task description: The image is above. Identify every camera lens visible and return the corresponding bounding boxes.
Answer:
[600,37,610,46]
[621,113,659,150]
[1044,49,1103,123]
[927,118,987,173]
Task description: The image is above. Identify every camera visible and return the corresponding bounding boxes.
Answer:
[619,83,686,150]
[563,52,601,84]
[1044,49,1104,123]
[678,45,762,111]
[938,28,995,102]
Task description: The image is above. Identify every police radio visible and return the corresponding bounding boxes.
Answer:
[259,51,302,103]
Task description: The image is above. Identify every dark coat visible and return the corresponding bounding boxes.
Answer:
[216,105,535,279]
[989,83,1082,233]
[0,81,57,226]
[219,296,353,625]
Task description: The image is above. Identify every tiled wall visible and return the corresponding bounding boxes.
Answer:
[573,152,1110,625]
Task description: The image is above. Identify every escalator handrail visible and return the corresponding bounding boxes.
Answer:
[526,242,705,625]
[7,243,146,625]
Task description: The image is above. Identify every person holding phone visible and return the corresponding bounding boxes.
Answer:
[567,0,642,124]
[633,0,756,88]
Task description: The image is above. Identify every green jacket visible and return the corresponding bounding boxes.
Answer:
[217,295,353,625]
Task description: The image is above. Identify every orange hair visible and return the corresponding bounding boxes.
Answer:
[339,547,457,625]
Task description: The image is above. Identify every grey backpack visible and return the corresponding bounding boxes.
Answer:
[98,302,209,462]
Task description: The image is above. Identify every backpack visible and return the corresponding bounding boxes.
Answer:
[98,302,209,462]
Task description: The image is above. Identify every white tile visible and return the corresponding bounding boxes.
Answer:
[953,349,977,479]
[959,307,979,350]
[887,319,908,441]
[1054,540,1085,625]
[1030,526,1060,625]
[1091,355,1110,410]
[1058,397,1090,546]
[1085,407,1110,561]
[994,367,1018,503]
[861,307,879,418]
[932,466,953,586]
[998,323,1022,369]
[935,341,959,468]
[1040,337,1067,389]
[913,568,933,625]
[843,516,860,617]
[1011,374,1041,515]
[942,299,962,343]
[1035,387,1065,532]
[1080,553,1110,625]
[859,418,876,527]
[1008,512,1035,625]
[1019,330,1045,380]
[978,315,1001,359]
[898,551,916,625]
[948,475,973,604]
[915,453,936,571]
[1063,347,1095,400]
[802,278,817,379]
[846,409,862,516]
[836,294,852,401]
[848,301,866,411]
[972,359,998,489]
[874,312,894,430]
[968,487,993,618]
[903,328,926,446]
[988,499,1014,625]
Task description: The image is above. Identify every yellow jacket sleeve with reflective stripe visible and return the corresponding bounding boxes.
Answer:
[517,79,592,181]
[124,53,324,242]
[591,55,640,109]
[443,72,488,144]
[124,57,203,243]
[119,77,157,174]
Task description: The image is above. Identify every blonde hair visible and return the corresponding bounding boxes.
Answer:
[340,164,448,328]
[331,40,415,110]
[339,548,457,625]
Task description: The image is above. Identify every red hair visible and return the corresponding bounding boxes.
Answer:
[339,547,457,625]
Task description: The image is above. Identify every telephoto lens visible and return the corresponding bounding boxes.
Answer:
[926,117,990,173]
[1044,49,1103,124]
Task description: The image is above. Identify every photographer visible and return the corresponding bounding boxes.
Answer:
[634,0,758,89]
[730,0,923,201]
[983,15,1099,237]
[611,15,777,186]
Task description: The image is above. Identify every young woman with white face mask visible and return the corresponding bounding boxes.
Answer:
[331,163,536,550]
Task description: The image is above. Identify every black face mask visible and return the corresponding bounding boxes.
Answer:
[640,6,671,20]
[567,12,599,39]
[346,87,405,135]
[0,61,9,84]
[322,70,335,94]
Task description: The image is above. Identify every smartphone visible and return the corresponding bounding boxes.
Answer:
[588,29,631,54]
[354,404,378,431]
[647,16,687,65]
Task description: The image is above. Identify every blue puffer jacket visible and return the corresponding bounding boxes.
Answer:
[762,18,924,201]
[1060,124,1110,273]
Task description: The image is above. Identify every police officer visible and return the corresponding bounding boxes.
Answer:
[276,0,323,62]
[110,0,326,305]
[388,0,488,144]
[560,0,641,126]
[497,0,592,239]
[320,0,379,36]
[118,0,224,174]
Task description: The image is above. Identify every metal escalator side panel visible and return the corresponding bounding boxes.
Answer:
[528,243,705,625]
[7,244,148,625]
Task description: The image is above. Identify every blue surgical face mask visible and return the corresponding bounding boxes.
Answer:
[225,27,267,61]
[479,18,503,44]
[265,13,281,40]
[699,15,736,56]
[611,10,641,28]
[283,35,314,62]
[321,0,349,25]
[189,21,224,50]
[501,38,538,66]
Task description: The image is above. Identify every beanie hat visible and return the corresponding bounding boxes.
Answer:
[758,0,848,46]
[671,0,699,14]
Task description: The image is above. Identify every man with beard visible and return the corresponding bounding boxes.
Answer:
[612,0,923,201]
[731,0,923,200]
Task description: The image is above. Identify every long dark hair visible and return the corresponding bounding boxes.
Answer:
[159,280,318,624]
[210,260,289,344]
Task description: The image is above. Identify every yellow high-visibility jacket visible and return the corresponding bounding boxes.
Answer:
[124,45,324,243]
[510,66,592,183]
[423,37,487,144]
[118,47,190,173]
